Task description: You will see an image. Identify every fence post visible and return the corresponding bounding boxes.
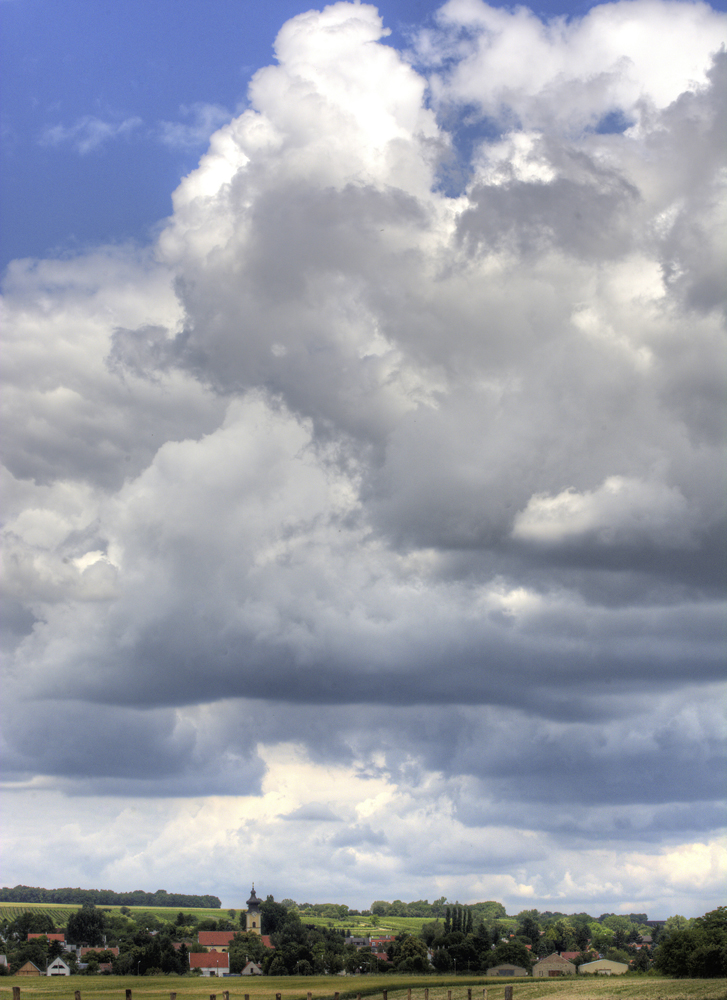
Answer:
[483,991,487,1000]
[171,994,177,1000]
[126,991,132,1000]
[74,992,81,1000]
[448,991,452,1000]
[408,990,412,1000]
[504,987,513,1000]
[425,989,429,1000]
[468,990,472,1000]
[209,994,216,1000]
[383,990,388,1000]
[223,993,229,1000]
[308,994,312,1000]
[335,993,340,1000]
[12,989,21,1000]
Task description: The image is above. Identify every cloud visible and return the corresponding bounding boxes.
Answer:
[2,0,726,915]
[158,103,235,150]
[40,115,142,154]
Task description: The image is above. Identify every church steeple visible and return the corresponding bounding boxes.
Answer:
[245,884,261,935]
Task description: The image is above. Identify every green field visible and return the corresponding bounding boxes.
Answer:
[0,905,228,927]
[0,976,725,1000]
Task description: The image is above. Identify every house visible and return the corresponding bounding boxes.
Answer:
[190,952,230,977]
[241,960,263,975]
[47,958,71,976]
[198,931,237,951]
[533,953,576,977]
[559,952,580,962]
[79,946,119,958]
[579,958,629,975]
[28,933,65,944]
[486,964,528,977]
[16,961,43,977]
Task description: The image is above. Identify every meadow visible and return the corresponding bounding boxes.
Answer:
[1,975,726,1000]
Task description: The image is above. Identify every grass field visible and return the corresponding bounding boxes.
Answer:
[0,905,229,927]
[0,975,725,1000]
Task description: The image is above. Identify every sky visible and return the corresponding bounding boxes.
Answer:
[1,0,726,920]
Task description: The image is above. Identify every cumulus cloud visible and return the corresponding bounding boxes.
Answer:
[2,0,726,914]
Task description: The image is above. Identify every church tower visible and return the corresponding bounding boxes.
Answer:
[245,884,261,935]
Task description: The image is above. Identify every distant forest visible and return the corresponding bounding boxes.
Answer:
[0,885,221,909]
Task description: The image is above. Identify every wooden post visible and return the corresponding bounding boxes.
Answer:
[468,990,472,1000]
[408,989,412,1000]
[75,992,81,1000]
[425,989,429,1000]
[383,990,388,1000]
[308,994,312,1000]
[223,993,229,1000]
[209,994,216,1000]
[171,994,177,1000]
[12,989,21,1000]
[448,991,452,1000]
[504,987,513,1000]
[335,993,340,1000]
[126,991,132,1000]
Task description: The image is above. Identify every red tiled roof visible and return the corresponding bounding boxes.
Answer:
[198,931,237,947]
[190,952,230,969]
[28,934,65,942]
[261,935,274,948]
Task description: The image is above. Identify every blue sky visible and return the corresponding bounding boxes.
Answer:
[2,0,726,916]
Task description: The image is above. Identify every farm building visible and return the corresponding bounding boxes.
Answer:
[486,964,528,976]
[190,951,230,976]
[241,960,263,975]
[533,953,576,976]
[47,958,71,976]
[579,958,629,975]
[16,961,43,977]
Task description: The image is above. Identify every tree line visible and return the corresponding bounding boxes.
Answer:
[0,885,221,909]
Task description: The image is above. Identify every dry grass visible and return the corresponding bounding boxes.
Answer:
[1,976,726,1000]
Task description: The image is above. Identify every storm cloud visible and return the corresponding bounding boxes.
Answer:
[2,0,725,916]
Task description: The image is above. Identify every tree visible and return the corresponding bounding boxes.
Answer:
[67,904,105,946]
[491,940,532,971]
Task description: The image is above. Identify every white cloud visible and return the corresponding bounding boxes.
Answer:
[40,115,142,154]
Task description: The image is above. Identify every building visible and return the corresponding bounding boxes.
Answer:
[246,885,262,935]
[241,960,263,975]
[579,958,629,975]
[16,962,43,977]
[486,964,528,977]
[28,933,65,944]
[190,952,230,977]
[198,931,237,951]
[533,953,576,977]
[47,958,71,976]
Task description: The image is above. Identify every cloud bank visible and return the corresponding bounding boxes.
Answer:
[2,0,726,915]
